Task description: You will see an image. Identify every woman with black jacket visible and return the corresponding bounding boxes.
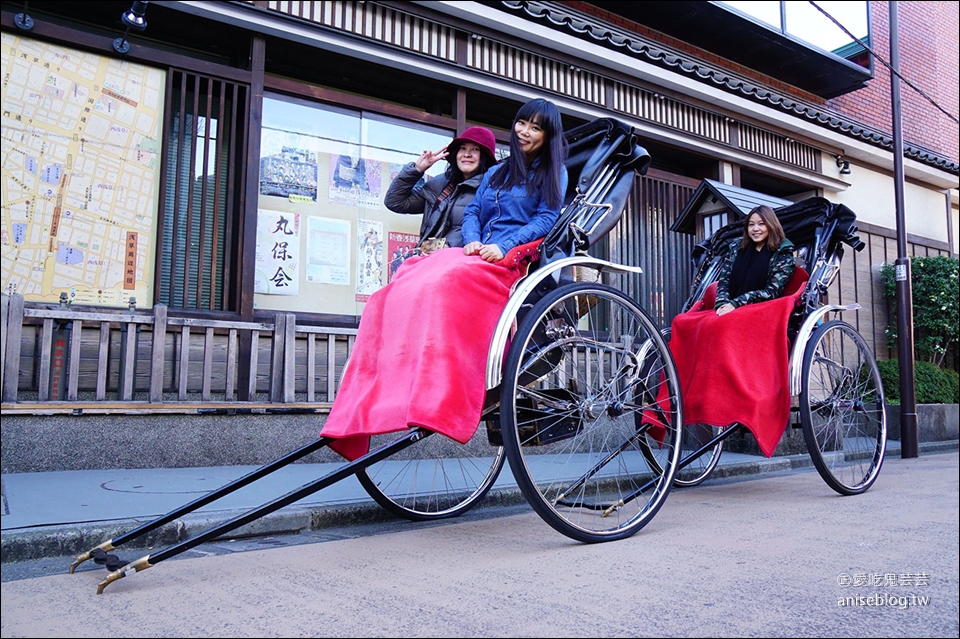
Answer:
[383,126,497,251]
[714,204,796,316]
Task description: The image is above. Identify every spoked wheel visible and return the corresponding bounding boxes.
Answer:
[500,282,683,543]
[799,319,886,495]
[639,423,725,487]
[357,428,506,520]
[636,326,723,488]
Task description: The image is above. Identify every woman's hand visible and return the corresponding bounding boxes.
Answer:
[463,242,503,262]
[477,244,504,262]
[716,303,736,316]
[414,147,448,173]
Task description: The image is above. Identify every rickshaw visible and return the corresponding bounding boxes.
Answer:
[70,117,689,593]
[636,197,887,493]
[69,118,886,595]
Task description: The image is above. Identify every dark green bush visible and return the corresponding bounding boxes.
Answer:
[877,359,960,404]
[879,255,959,368]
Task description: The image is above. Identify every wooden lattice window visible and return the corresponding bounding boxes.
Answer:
[157,71,249,311]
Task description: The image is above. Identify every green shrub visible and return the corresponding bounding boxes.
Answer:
[879,255,959,368]
[877,359,960,404]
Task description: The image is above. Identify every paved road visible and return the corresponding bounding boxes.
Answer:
[1,451,957,638]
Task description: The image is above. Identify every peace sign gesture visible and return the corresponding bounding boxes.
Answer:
[414,147,449,173]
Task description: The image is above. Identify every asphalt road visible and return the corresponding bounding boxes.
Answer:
[1,451,957,638]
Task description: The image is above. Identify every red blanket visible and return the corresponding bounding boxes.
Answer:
[320,245,537,460]
[665,272,807,457]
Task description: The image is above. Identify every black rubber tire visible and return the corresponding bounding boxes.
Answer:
[799,320,886,495]
[500,282,683,542]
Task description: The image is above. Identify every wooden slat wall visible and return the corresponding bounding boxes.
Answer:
[1,296,357,410]
[608,172,700,329]
[827,230,952,361]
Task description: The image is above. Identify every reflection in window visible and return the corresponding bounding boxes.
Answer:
[702,212,727,241]
[256,94,458,317]
[719,1,869,67]
[363,114,452,180]
[723,0,781,28]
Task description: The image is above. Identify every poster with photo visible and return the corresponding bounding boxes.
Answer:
[329,154,382,209]
[387,232,419,282]
[254,209,300,295]
[259,133,319,201]
[388,161,441,185]
[306,216,351,285]
[356,220,384,301]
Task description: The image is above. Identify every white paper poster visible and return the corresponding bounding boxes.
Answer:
[328,154,382,209]
[356,220,384,301]
[255,209,300,295]
[306,216,351,285]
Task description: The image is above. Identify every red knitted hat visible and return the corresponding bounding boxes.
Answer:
[446,126,497,164]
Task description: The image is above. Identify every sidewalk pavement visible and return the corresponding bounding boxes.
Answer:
[3,438,957,565]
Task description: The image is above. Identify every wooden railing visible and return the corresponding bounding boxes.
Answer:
[0,293,356,415]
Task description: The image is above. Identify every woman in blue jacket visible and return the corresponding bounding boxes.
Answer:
[462,98,569,262]
[320,98,569,460]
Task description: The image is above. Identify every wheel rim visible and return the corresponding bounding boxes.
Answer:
[358,429,506,520]
[638,420,723,488]
[502,283,682,542]
[800,320,886,494]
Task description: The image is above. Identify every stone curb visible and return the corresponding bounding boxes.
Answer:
[3,440,956,564]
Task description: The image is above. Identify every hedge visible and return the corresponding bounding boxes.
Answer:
[877,359,960,404]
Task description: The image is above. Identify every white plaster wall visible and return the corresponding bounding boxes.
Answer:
[824,165,950,244]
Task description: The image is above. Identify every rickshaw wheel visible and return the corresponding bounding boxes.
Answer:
[500,282,682,543]
[357,432,506,520]
[638,424,724,487]
[799,319,886,495]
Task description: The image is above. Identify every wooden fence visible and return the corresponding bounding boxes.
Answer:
[1,293,356,415]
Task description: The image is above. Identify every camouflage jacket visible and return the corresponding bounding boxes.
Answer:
[714,238,796,309]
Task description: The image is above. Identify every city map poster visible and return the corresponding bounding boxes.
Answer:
[306,216,350,286]
[254,209,300,296]
[1,33,163,308]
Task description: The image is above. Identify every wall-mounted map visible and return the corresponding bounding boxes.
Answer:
[1,33,164,308]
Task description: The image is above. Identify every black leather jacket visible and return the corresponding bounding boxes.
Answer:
[714,238,797,309]
[383,163,486,247]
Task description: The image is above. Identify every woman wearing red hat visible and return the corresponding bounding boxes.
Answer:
[384,125,498,252]
[322,99,568,461]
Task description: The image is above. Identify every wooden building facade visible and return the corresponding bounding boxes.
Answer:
[2,1,957,416]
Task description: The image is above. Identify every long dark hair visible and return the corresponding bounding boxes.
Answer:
[739,204,786,251]
[488,98,568,209]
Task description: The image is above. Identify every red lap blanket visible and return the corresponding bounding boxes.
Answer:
[665,271,807,457]
[320,244,539,460]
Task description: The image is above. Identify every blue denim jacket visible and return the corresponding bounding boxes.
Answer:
[461,162,569,254]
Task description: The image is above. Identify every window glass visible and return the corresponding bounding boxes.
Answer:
[719,1,869,67]
[255,94,453,318]
[702,213,727,241]
[721,0,781,29]
[363,115,448,180]
[784,1,868,55]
